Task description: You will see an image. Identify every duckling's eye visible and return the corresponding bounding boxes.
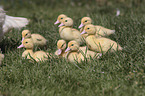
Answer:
[85,20,87,22]
[25,42,28,43]
[87,28,90,30]
[61,18,63,19]
[65,20,67,22]
[71,44,74,46]
[25,33,28,36]
[61,43,65,48]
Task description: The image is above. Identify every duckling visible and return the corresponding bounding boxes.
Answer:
[54,14,67,25]
[21,30,47,47]
[0,8,29,42]
[17,38,49,62]
[81,24,122,53]
[78,17,115,37]
[58,17,83,45]
[65,41,102,63]
[0,52,4,65]
[55,39,67,57]
[17,38,34,59]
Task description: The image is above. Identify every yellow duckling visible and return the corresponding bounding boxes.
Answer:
[65,41,102,63]
[58,17,83,45]
[17,38,49,62]
[0,53,4,65]
[79,17,115,37]
[54,14,67,25]
[21,30,47,47]
[81,24,122,53]
[55,39,67,57]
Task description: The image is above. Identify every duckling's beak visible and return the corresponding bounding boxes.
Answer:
[81,30,86,35]
[17,44,24,49]
[58,23,64,27]
[54,20,60,25]
[78,23,84,28]
[65,47,71,52]
[21,38,24,42]
[57,49,62,55]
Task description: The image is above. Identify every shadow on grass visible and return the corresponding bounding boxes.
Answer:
[0,37,20,53]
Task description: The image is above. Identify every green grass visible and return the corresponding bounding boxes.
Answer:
[0,1,145,96]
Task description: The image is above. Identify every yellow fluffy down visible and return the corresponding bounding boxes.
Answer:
[59,17,84,45]
[33,51,49,62]
[31,34,47,47]
[65,41,102,63]
[86,36,122,53]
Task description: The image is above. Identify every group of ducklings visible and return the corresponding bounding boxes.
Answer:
[0,14,123,64]
[54,14,122,63]
[17,30,49,62]
[16,14,122,63]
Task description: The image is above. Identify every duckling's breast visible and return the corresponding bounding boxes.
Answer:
[60,27,74,40]
[22,50,34,59]
[67,52,79,63]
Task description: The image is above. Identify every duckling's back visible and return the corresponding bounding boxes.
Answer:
[33,51,48,62]
[95,25,115,37]
[71,29,84,45]
[31,34,47,47]
[79,47,102,61]
[86,36,122,52]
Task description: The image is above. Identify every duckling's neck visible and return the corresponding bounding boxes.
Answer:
[88,34,95,37]
[65,51,78,58]
[59,26,72,33]
[24,49,34,59]
[65,26,73,28]
[26,48,33,52]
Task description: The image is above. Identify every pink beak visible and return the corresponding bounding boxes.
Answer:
[54,20,60,25]
[58,23,64,27]
[57,49,62,55]
[65,47,71,52]
[17,44,24,49]
[21,37,24,42]
[81,30,86,35]
[78,23,84,28]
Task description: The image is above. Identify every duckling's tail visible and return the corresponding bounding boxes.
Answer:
[3,15,29,34]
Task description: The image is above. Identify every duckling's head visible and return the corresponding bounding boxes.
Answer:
[54,14,67,25]
[78,17,92,28]
[22,30,31,41]
[17,38,34,49]
[65,41,79,52]
[81,24,96,35]
[58,17,73,27]
[57,40,66,55]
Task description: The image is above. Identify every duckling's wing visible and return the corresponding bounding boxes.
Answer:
[3,15,29,34]
[32,34,46,41]
[36,38,42,41]
[96,25,115,36]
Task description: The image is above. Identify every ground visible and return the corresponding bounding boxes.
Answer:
[0,0,145,96]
